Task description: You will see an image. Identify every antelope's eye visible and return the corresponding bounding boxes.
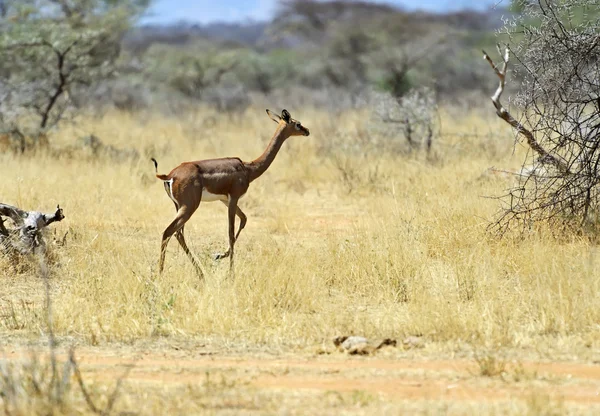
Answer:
[295,122,301,130]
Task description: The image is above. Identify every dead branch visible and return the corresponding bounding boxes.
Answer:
[482,45,570,175]
[0,203,65,255]
[0,203,28,225]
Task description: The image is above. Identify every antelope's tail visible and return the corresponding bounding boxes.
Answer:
[151,158,170,180]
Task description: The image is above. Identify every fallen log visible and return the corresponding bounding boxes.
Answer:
[0,203,65,255]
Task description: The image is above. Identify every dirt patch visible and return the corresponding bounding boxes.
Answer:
[4,347,600,408]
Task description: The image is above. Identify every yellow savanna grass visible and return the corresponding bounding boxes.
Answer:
[1,106,599,355]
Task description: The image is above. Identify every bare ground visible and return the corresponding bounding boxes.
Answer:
[4,343,600,414]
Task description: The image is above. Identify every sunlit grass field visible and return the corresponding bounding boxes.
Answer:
[2,106,600,349]
[1,107,600,414]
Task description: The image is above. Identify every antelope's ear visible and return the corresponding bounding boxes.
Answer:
[281,109,291,122]
[266,109,281,123]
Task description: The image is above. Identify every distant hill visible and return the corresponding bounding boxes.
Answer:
[124,21,269,53]
[124,4,508,53]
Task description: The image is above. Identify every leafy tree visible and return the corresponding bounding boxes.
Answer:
[270,0,394,44]
[0,0,149,136]
[143,42,238,100]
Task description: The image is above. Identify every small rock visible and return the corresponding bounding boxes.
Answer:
[402,336,425,349]
[341,336,368,351]
[333,336,397,355]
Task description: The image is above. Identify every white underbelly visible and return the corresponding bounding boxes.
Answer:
[202,189,228,202]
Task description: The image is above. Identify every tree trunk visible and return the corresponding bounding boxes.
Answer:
[0,203,65,255]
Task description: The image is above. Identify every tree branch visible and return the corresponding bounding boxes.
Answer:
[482,45,571,175]
[40,41,78,129]
[0,203,28,226]
[0,203,65,254]
[42,206,65,227]
[0,217,8,237]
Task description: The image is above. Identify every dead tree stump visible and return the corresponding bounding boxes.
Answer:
[0,203,65,256]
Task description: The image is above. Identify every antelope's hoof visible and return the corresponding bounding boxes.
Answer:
[213,252,228,261]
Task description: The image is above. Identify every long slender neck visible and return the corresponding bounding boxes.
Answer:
[246,124,289,182]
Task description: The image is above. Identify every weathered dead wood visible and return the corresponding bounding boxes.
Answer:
[482,45,570,175]
[0,203,64,255]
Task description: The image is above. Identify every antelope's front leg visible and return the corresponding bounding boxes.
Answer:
[226,197,239,275]
[213,201,247,261]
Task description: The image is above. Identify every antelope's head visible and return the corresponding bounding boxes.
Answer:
[266,109,310,137]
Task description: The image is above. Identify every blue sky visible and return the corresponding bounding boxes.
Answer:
[143,0,503,24]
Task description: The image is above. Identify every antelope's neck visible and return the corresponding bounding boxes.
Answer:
[246,124,288,182]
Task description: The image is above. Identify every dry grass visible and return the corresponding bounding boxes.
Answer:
[1,106,600,414]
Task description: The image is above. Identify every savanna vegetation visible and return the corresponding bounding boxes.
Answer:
[1,0,600,414]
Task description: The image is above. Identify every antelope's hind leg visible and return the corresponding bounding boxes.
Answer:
[158,196,201,274]
[175,228,204,277]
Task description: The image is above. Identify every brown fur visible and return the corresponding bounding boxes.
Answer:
[153,109,310,277]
